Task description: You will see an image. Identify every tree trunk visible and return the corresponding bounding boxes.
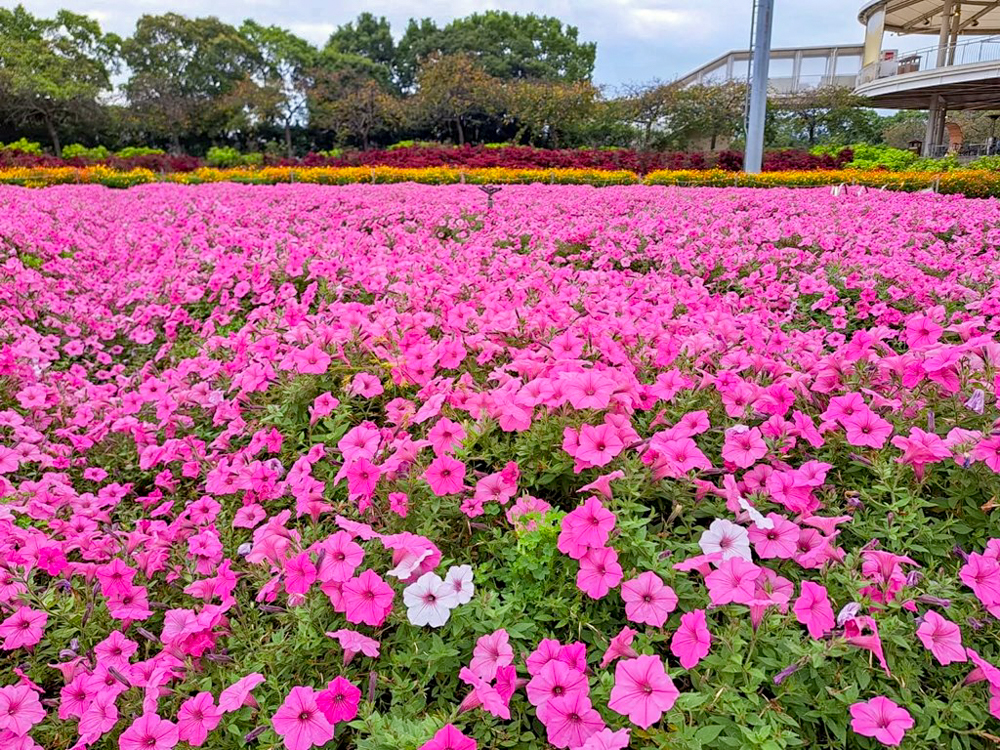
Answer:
[456,117,465,146]
[710,133,717,151]
[169,132,181,154]
[284,123,293,159]
[44,115,61,157]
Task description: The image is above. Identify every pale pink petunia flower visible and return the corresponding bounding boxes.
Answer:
[218,673,265,713]
[470,629,514,680]
[325,629,380,665]
[698,518,753,561]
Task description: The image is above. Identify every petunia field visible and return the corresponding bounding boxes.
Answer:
[1,182,1000,750]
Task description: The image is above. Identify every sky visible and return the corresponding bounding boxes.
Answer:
[17,0,921,89]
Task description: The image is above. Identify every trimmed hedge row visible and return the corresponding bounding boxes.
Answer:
[1,165,996,196]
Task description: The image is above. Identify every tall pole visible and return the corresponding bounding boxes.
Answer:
[744,0,775,174]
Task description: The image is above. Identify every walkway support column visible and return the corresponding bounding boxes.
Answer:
[744,0,775,174]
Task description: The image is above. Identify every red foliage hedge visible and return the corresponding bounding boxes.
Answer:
[0,145,853,174]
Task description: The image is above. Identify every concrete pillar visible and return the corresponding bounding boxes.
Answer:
[937,0,953,67]
[948,3,961,65]
[924,94,941,155]
[792,51,803,92]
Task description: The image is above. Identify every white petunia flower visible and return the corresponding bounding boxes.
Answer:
[698,518,753,561]
[403,572,459,628]
[444,564,475,605]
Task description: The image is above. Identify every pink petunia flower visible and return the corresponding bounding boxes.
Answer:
[793,581,835,640]
[342,570,394,627]
[705,557,761,606]
[316,676,361,725]
[0,607,47,651]
[607,654,678,729]
[526,658,588,710]
[600,626,639,668]
[423,455,467,496]
[218,673,265,713]
[325,629,380,665]
[670,609,712,669]
[747,514,800,559]
[419,724,477,750]
[620,571,677,628]
[470,629,514,680]
[271,686,334,750]
[916,611,966,666]
[557,496,616,560]
[576,546,624,599]
[849,696,913,746]
[721,426,768,468]
[176,692,223,747]
[541,691,606,749]
[0,685,45,737]
[119,713,179,750]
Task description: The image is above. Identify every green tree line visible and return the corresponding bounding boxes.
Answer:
[1,5,905,157]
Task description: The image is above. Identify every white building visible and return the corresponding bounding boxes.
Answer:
[855,0,1000,154]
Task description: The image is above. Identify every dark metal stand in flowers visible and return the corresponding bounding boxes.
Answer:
[478,184,502,210]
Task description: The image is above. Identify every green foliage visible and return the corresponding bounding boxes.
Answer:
[0,137,43,153]
[812,143,920,171]
[62,142,108,158]
[114,145,164,157]
[205,146,263,167]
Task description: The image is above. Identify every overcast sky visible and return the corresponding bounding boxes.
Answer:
[18,0,909,88]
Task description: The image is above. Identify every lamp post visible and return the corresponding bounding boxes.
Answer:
[744,0,775,174]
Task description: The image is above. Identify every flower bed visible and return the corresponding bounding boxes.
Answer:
[0,183,999,750]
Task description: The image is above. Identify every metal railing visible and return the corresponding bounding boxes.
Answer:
[925,141,1000,159]
[858,35,1000,85]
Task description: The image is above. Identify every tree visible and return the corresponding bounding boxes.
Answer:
[669,83,747,151]
[311,77,400,150]
[771,86,883,147]
[240,21,317,156]
[413,55,503,146]
[505,80,599,148]
[326,13,395,68]
[621,81,681,149]
[122,14,261,151]
[0,5,119,155]
[396,12,595,90]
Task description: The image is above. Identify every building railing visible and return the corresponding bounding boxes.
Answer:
[925,141,1000,159]
[858,35,1000,85]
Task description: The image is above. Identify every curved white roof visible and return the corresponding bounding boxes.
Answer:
[860,0,1000,34]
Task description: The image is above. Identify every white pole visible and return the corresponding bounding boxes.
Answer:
[745,0,775,174]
